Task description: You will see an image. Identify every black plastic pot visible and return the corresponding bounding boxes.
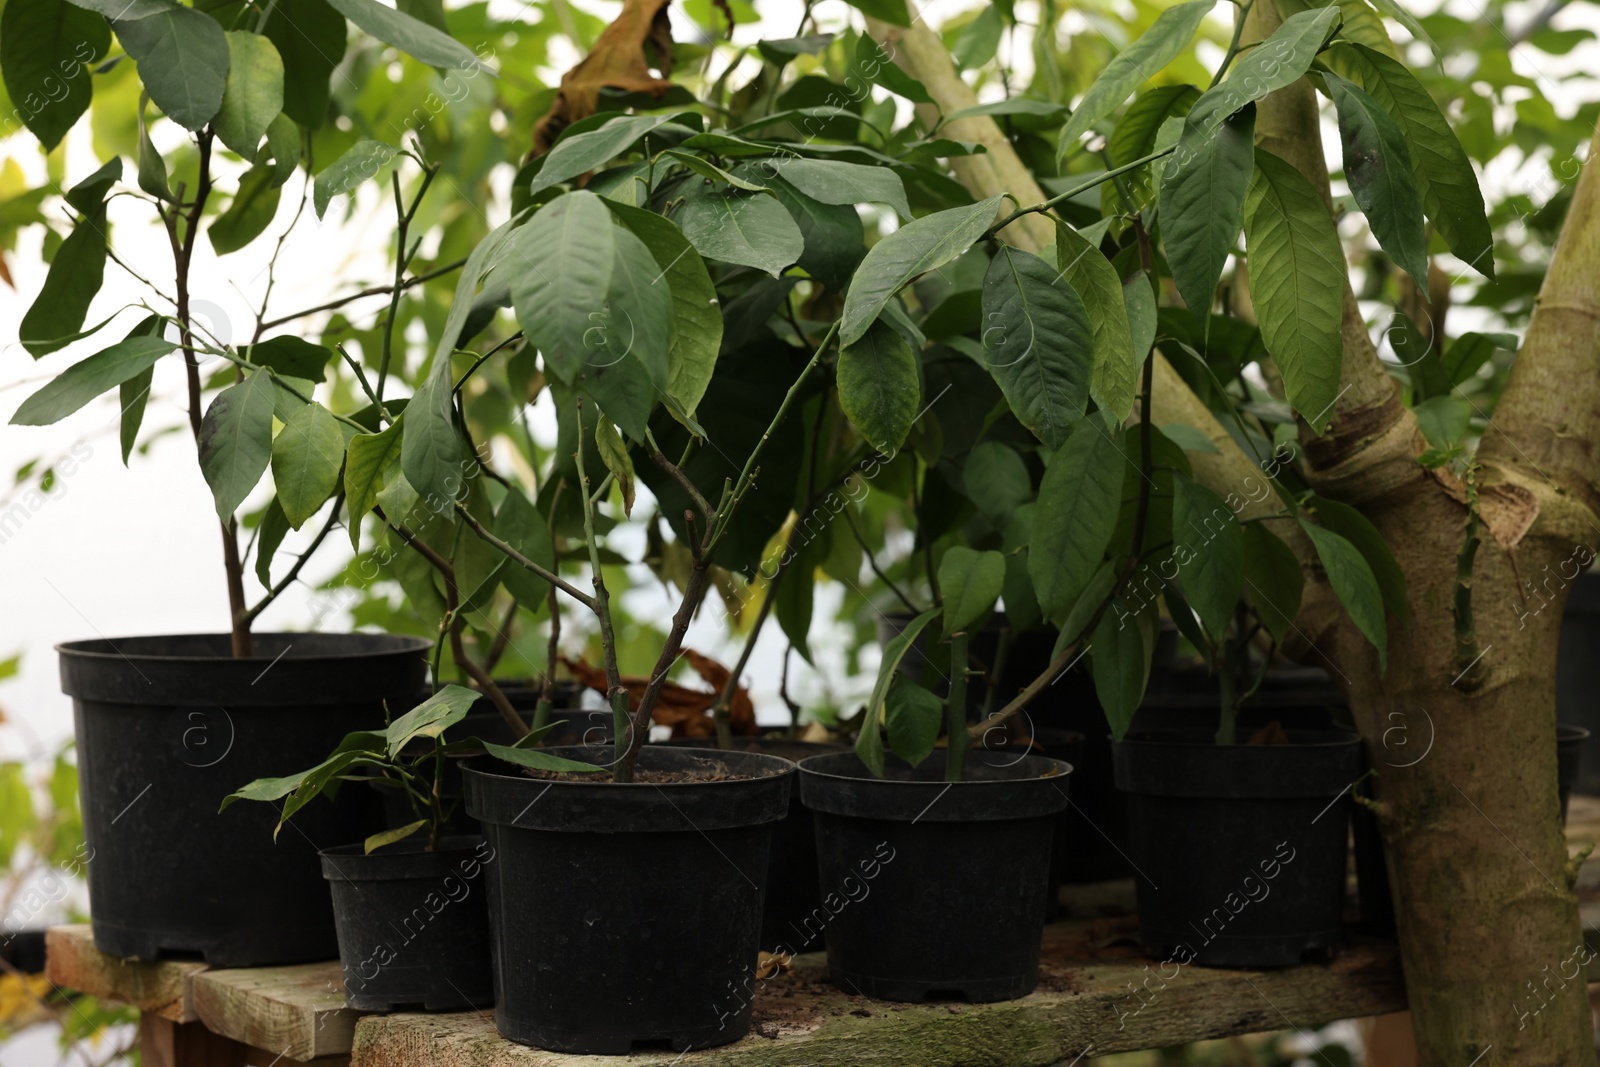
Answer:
[463,746,794,1054]
[0,929,46,973]
[61,633,430,966]
[1558,570,1600,794]
[797,750,1072,1002]
[1559,723,1588,822]
[321,835,495,1011]
[1114,728,1361,968]
[659,737,847,952]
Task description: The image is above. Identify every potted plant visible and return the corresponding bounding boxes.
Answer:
[224,684,598,1010]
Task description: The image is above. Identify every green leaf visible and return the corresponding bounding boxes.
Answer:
[1123,275,1156,363]
[321,0,488,70]
[766,177,865,291]
[854,34,927,99]
[1323,44,1491,278]
[768,157,911,219]
[962,441,1031,524]
[1161,103,1256,318]
[386,684,480,756]
[114,4,229,131]
[1170,474,1243,638]
[1309,495,1409,626]
[1323,71,1429,282]
[1091,595,1154,739]
[980,245,1095,449]
[837,319,920,453]
[843,0,910,26]
[250,335,332,380]
[602,226,674,394]
[314,139,398,219]
[199,372,277,521]
[594,415,637,515]
[885,677,942,767]
[1030,416,1126,620]
[857,607,940,776]
[1,0,108,150]
[1412,394,1470,448]
[1415,331,1510,399]
[209,165,282,255]
[509,190,615,383]
[777,531,824,663]
[483,742,607,774]
[271,402,343,528]
[343,420,403,548]
[1056,0,1213,157]
[842,196,1001,346]
[1300,519,1387,669]
[261,112,302,187]
[62,0,168,17]
[214,32,284,156]
[365,820,426,854]
[939,546,1005,636]
[1241,523,1304,645]
[610,204,722,416]
[399,365,460,503]
[262,0,345,128]
[11,336,176,426]
[1056,220,1136,420]
[1243,148,1345,431]
[136,94,172,201]
[256,497,290,585]
[530,113,688,195]
[20,163,119,356]
[493,489,555,606]
[1184,7,1339,134]
[438,217,517,365]
[952,6,1003,69]
[676,184,804,277]
[664,149,771,192]
[1364,0,1436,54]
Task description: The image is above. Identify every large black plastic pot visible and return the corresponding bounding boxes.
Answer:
[463,746,794,1054]
[1558,569,1600,794]
[321,835,495,1011]
[659,737,847,952]
[1114,728,1361,967]
[797,750,1072,1002]
[61,633,430,966]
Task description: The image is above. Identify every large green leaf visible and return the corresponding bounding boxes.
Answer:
[1323,43,1492,278]
[980,245,1094,449]
[199,372,276,521]
[322,0,487,69]
[399,366,461,503]
[841,196,1002,346]
[837,319,920,454]
[1184,6,1339,134]
[1161,103,1255,318]
[386,684,479,757]
[114,4,229,131]
[1243,148,1344,431]
[962,442,1032,524]
[494,489,555,607]
[1056,221,1136,420]
[250,335,332,380]
[1,0,108,150]
[262,0,345,128]
[509,190,616,383]
[209,165,281,255]
[1030,416,1126,620]
[1056,0,1213,157]
[842,0,910,28]
[1310,495,1409,626]
[11,336,175,426]
[1323,72,1429,282]
[20,163,120,357]
[767,177,865,292]
[603,227,674,395]
[885,677,942,768]
[606,202,722,418]
[1170,473,1243,638]
[313,139,398,218]
[767,157,911,219]
[1092,594,1154,739]
[271,402,343,528]
[214,31,284,156]
[676,184,804,277]
[857,607,940,776]
[939,546,1005,636]
[1241,523,1304,645]
[530,113,688,195]
[1300,519,1387,669]
[343,420,404,548]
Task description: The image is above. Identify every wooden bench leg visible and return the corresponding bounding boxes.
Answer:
[140,1013,251,1067]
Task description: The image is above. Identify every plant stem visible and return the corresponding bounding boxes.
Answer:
[946,631,971,782]
[376,164,440,404]
[574,403,635,779]
[709,563,783,749]
[982,146,1176,241]
[535,479,567,738]
[258,258,467,332]
[240,493,344,626]
[454,503,596,608]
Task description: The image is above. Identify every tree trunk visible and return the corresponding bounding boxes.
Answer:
[874,12,1600,1064]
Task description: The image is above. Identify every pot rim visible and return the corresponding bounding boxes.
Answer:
[463,744,795,789]
[795,749,1073,784]
[57,632,433,662]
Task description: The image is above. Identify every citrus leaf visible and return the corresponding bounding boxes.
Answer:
[271,402,343,528]
[0,0,108,150]
[1161,103,1255,318]
[1242,523,1304,645]
[938,546,1005,636]
[114,3,229,131]
[509,190,616,383]
[1170,473,1243,637]
[885,677,942,767]
[858,607,941,776]
[1030,416,1126,620]
[199,372,276,521]
[365,820,426,854]
[1300,519,1387,669]
[11,336,175,426]
[214,31,284,156]
[837,319,920,454]
[1324,71,1429,282]
[980,245,1094,449]
[1056,220,1136,420]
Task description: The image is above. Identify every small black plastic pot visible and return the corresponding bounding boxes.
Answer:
[659,736,847,952]
[61,633,429,966]
[797,750,1072,1002]
[1114,728,1361,968]
[463,746,794,1054]
[320,835,494,1011]
[1559,724,1589,821]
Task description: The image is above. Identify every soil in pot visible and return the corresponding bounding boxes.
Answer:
[320,835,495,1011]
[463,746,794,1054]
[659,736,848,952]
[1114,727,1361,968]
[797,749,1072,1002]
[61,632,430,966]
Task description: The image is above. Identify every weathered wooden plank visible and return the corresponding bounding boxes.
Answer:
[192,961,361,1062]
[349,920,1406,1067]
[139,1015,248,1067]
[46,925,205,1022]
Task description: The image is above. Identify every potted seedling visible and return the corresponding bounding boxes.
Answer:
[224,684,598,1010]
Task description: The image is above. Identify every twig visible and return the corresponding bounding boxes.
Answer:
[454,503,596,608]
[240,494,344,625]
[258,258,466,331]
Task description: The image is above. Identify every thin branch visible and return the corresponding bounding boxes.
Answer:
[241,494,343,625]
[258,257,466,331]
[454,502,597,609]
